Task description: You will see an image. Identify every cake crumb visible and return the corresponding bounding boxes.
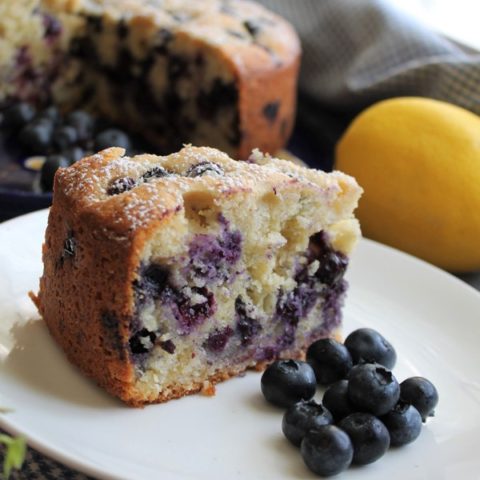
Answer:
[201,381,216,396]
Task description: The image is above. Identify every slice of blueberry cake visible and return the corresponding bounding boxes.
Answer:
[32,146,362,406]
[0,0,300,158]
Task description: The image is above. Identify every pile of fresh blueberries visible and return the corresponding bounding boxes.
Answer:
[0,101,138,192]
[261,328,439,477]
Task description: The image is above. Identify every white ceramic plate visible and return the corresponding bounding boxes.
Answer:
[1,209,479,480]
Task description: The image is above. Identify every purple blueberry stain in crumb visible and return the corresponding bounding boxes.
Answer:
[217,213,229,228]
[165,286,216,335]
[160,339,176,354]
[188,229,242,283]
[308,231,348,286]
[274,231,349,347]
[133,263,170,308]
[276,278,320,341]
[257,346,276,362]
[43,13,62,43]
[235,297,262,346]
[316,251,348,286]
[203,326,233,353]
[107,176,136,195]
[13,47,46,102]
[321,280,347,334]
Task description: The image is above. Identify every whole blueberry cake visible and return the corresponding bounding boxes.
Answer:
[0,0,300,158]
[32,146,362,406]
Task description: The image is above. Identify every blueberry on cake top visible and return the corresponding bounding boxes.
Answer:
[0,0,300,158]
[32,146,362,406]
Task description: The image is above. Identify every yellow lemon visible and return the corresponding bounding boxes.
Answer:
[335,97,480,272]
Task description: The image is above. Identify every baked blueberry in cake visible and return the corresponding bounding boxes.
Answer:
[32,146,362,406]
[0,0,300,158]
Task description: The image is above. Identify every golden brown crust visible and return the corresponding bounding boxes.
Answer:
[236,57,300,158]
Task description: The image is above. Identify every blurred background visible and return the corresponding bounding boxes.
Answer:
[389,0,480,50]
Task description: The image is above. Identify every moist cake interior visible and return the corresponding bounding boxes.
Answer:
[108,159,356,399]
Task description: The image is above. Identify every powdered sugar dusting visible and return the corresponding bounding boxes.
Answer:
[56,146,361,232]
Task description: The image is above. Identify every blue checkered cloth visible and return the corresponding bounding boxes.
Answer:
[3,0,480,478]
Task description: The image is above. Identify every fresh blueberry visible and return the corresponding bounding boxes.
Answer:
[19,121,53,154]
[400,377,439,422]
[381,402,422,447]
[261,360,316,408]
[95,128,131,151]
[53,125,78,150]
[142,166,171,180]
[322,379,355,422]
[344,328,397,369]
[107,176,136,195]
[185,161,224,177]
[33,116,56,132]
[2,102,36,130]
[62,146,85,164]
[300,425,353,477]
[348,363,400,416]
[306,338,353,385]
[37,105,59,124]
[338,413,390,465]
[65,110,95,141]
[40,154,69,191]
[282,400,333,447]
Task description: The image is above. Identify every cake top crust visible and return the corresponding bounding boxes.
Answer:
[55,146,362,235]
